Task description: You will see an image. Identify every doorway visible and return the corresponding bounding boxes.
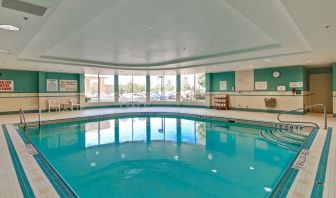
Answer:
[309,73,333,113]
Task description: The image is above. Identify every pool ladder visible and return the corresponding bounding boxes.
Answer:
[276,104,327,130]
[19,108,42,129]
[19,108,27,129]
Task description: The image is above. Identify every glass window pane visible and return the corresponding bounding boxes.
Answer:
[195,73,205,102]
[164,75,176,101]
[181,74,194,101]
[150,76,163,101]
[99,75,114,102]
[119,75,133,102]
[85,74,98,103]
[133,76,146,102]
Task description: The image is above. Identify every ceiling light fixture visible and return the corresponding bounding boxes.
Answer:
[249,65,254,68]
[306,60,312,63]
[0,49,11,54]
[0,60,5,64]
[264,59,271,62]
[0,24,21,31]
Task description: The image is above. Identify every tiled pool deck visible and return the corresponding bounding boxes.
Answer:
[0,107,335,198]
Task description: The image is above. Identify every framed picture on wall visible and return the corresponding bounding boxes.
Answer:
[255,81,267,90]
[219,81,227,91]
[46,79,58,92]
[59,80,77,92]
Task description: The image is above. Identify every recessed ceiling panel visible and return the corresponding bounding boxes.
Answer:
[15,0,331,71]
[43,0,277,65]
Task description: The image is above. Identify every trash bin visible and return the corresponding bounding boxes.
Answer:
[264,98,276,107]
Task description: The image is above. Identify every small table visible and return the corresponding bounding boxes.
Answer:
[61,103,71,111]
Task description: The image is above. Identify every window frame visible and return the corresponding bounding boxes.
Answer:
[85,74,115,103]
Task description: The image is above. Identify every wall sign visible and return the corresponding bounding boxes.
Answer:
[219,81,227,91]
[0,80,14,92]
[255,81,267,90]
[47,79,58,92]
[289,81,303,88]
[59,80,77,92]
[277,85,286,92]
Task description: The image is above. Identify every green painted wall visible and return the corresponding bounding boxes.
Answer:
[0,69,38,93]
[0,69,83,93]
[209,71,235,92]
[307,67,332,75]
[205,73,211,92]
[79,74,85,93]
[254,65,307,91]
[42,72,81,93]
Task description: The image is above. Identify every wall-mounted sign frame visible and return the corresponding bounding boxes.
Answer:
[255,81,267,90]
[0,80,14,92]
[277,85,286,92]
[289,81,303,88]
[59,80,77,92]
[46,79,58,92]
[219,81,227,91]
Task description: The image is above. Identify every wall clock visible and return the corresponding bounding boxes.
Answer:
[272,71,280,78]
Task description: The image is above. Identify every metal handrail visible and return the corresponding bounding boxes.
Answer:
[38,108,41,126]
[19,108,27,129]
[277,104,327,129]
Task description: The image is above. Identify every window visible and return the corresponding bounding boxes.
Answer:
[133,76,146,102]
[181,73,205,102]
[99,75,114,102]
[85,74,99,102]
[195,73,206,101]
[150,75,176,101]
[119,75,146,102]
[85,74,115,102]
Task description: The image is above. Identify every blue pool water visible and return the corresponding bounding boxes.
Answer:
[26,116,305,198]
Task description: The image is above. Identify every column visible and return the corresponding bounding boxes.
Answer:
[176,74,181,104]
[146,75,150,105]
[114,75,119,103]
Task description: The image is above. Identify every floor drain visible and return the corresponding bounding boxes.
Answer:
[315,181,324,185]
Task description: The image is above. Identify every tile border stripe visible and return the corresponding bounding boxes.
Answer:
[15,127,78,198]
[1,124,35,198]
[310,127,333,197]
[270,127,318,197]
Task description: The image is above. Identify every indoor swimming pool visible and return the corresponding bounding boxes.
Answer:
[23,115,308,198]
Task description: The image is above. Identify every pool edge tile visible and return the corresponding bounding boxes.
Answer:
[1,124,35,198]
[310,127,333,197]
[15,126,78,198]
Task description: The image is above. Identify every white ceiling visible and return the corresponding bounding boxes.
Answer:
[0,0,335,75]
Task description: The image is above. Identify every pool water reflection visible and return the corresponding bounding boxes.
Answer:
[27,116,298,198]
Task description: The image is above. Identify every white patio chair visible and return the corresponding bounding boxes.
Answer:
[70,99,81,111]
[119,98,132,108]
[48,99,60,112]
[134,97,146,107]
